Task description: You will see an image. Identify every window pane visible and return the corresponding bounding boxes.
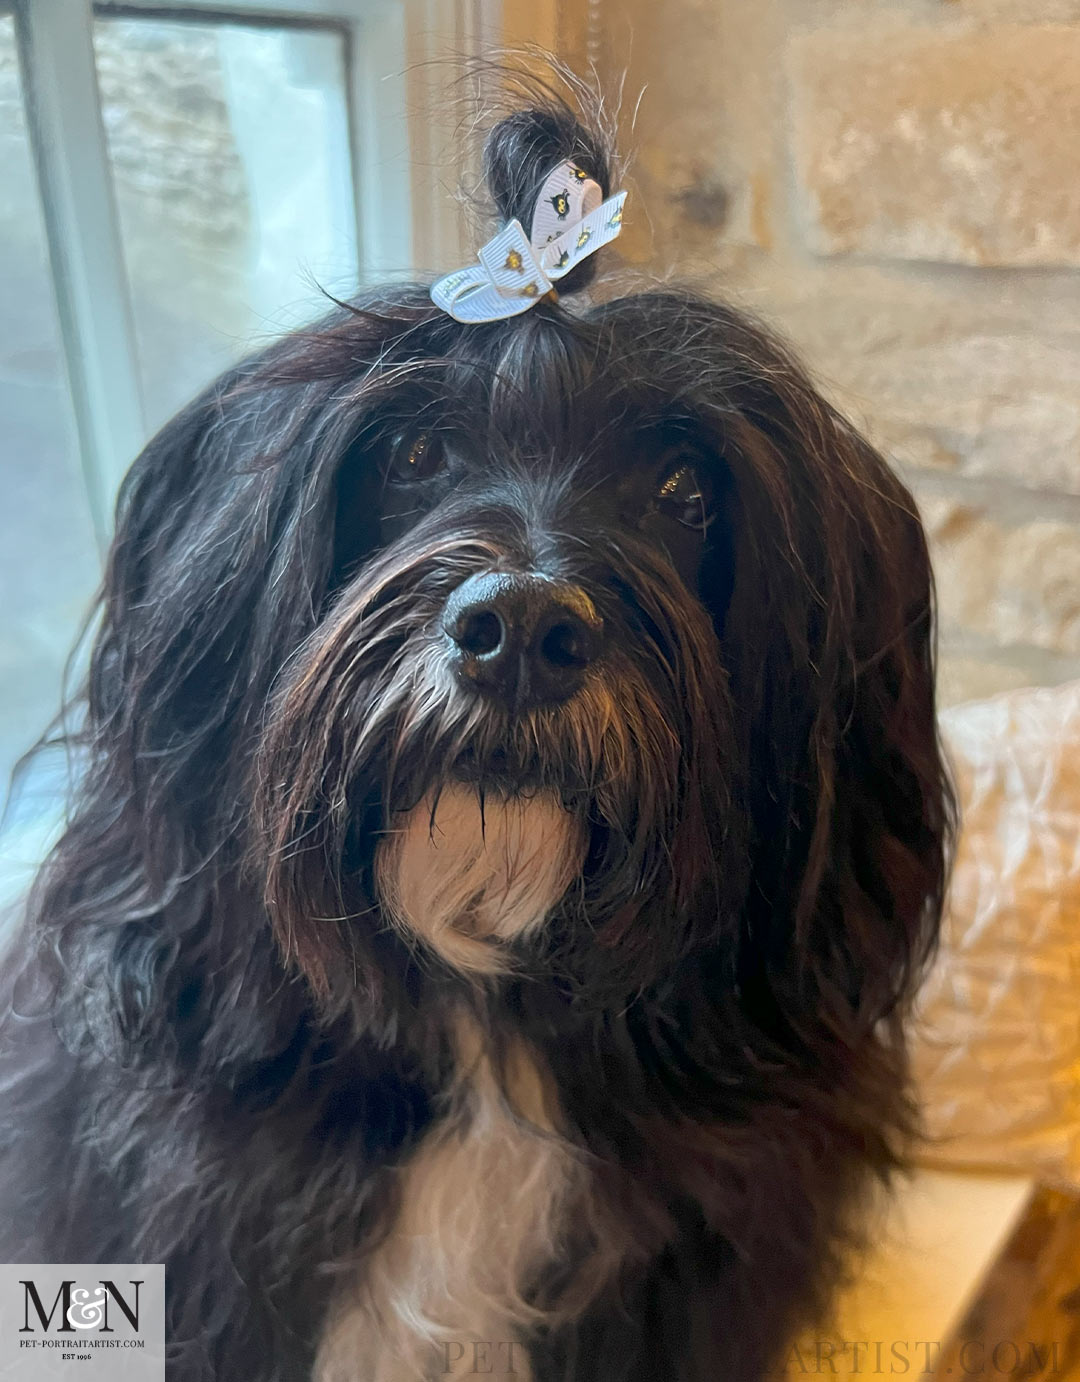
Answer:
[93,17,358,434]
[0,16,101,906]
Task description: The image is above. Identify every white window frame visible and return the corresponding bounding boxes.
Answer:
[6,0,510,544]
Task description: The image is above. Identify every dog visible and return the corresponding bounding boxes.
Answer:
[0,93,953,1381]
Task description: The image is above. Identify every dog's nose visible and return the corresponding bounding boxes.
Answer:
[443,572,603,708]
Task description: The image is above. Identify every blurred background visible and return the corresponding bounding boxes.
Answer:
[7,4,1080,840]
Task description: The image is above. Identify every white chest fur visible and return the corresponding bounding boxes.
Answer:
[316,788,608,1381]
[314,1023,590,1382]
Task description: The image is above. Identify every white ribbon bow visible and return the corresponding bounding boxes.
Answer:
[430,160,626,324]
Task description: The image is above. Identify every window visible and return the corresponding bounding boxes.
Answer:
[0,0,476,902]
[94,15,359,433]
[0,13,98,905]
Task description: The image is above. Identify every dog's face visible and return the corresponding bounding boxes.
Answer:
[92,288,949,1037]
[309,359,740,986]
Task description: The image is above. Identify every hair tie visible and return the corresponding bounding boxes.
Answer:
[430,160,626,324]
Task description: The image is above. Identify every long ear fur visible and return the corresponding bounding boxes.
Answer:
[23,297,435,1068]
[578,292,954,1066]
[720,368,954,1050]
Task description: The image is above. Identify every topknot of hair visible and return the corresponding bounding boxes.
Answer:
[481,99,615,298]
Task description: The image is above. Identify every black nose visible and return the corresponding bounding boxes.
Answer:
[443,572,603,708]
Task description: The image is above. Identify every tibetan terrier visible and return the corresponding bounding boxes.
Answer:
[0,92,953,1382]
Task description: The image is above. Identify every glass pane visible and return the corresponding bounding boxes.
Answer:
[0,16,101,906]
[93,17,359,435]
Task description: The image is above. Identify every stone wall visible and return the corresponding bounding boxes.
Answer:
[574,0,1080,705]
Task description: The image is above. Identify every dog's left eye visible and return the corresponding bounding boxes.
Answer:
[387,432,446,485]
[655,462,715,531]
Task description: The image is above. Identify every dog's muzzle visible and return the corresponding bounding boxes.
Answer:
[442,572,604,709]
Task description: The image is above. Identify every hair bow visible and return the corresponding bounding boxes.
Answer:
[430,160,626,324]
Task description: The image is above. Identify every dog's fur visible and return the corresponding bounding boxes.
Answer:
[0,96,952,1382]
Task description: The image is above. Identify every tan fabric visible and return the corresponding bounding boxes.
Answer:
[913,680,1080,1186]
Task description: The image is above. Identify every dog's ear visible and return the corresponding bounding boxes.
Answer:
[93,379,333,836]
[718,393,954,1050]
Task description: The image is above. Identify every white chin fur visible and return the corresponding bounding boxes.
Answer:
[375,784,586,976]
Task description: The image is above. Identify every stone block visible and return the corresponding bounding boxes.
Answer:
[920,495,1080,655]
[790,24,1080,266]
[852,335,1080,494]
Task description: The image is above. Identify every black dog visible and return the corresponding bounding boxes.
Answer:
[0,95,953,1381]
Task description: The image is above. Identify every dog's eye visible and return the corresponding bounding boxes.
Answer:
[387,433,446,485]
[655,462,715,531]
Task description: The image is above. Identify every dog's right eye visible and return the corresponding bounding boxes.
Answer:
[386,433,446,485]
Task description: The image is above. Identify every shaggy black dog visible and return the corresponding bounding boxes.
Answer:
[0,95,953,1382]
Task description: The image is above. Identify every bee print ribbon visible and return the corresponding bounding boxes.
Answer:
[430,160,627,323]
